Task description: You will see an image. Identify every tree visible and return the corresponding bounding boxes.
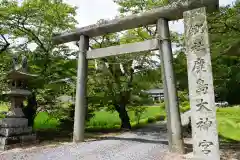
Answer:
[89,32,155,129]
[208,2,240,104]
[0,0,78,125]
[114,0,168,14]
[0,35,10,54]
[84,0,172,129]
[168,2,240,105]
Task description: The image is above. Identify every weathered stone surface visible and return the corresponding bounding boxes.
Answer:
[3,89,32,97]
[0,136,20,145]
[52,0,219,44]
[6,107,25,117]
[0,55,38,151]
[0,134,37,145]
[181,111,192,137]
[183,7,220,160]
[181,110,191,126]
[20,134,36,143]
[0,127,32,137]
[0,118,28,128]
[0,134,37,150]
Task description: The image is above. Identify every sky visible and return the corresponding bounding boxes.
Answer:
[64,0,236,34]
[60,0,236,51]
[24,0,236,52]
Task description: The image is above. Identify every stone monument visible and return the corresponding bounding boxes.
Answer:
[0,55,38,150]
[183,7,220,160]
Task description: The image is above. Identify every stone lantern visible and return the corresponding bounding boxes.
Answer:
[0,55,38,150]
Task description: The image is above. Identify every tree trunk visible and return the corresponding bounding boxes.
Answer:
[115,104,131,130]
[22,92,37,127]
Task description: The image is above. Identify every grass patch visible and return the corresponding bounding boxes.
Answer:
[0,104,9,112]
[0,104,9,119]
[34,112,59,130]
[2,102,239,142]
[217,107,240,141]
[33,106,165,130]
[87,107,165,129]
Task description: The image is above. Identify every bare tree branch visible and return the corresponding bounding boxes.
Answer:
[0,34,10,53]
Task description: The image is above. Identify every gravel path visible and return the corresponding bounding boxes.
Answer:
[0,122,174,160]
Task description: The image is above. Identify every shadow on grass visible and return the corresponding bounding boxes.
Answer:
[35,120,166,144]
[219,135,240,150]
[219,135,240,144]
[36,129,72,142]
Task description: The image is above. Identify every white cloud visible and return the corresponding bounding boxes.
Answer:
[63,0,119,27]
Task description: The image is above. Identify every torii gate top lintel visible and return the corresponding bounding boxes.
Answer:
[52,0,219,45]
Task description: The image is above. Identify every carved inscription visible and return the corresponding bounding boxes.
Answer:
[196,99,211,112]
[184,7,208,56]
[184,7,220,159]
[192,57,206,74]
[198,140,214,155]
[188,23,204,36]
[185,7,206,37]
[196,118,212,131]
[196,79,208,94]
[189,36,206,53]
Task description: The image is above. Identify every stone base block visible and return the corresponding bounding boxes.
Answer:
[0,134,36,146]
[0,134,37,151]
[0,118,28,128]
[0,127,32,137]
[20,134,37,143]
[0,140,39,151]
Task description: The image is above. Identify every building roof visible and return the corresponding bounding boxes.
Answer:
[57,95,74,103]
[145,89,164,94]
[6,70,38,80]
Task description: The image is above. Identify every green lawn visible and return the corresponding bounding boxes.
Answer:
[217,107,240,141]
[1,104,239,141]
[87,107,165,129]
[0,104,8,111]
[33,106,240,141]
[34,112,59,129]
[34,106,165,130]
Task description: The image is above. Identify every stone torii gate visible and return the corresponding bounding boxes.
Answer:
[52,0,220,159]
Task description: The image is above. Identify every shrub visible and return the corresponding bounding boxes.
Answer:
[0,103,9,120]
[155,114,165,121]
[0,112,6,119]
[58,103,95,131]
[129,106,147,124]
[132,118,149,129]
[34,112,59,130]
[139,118,148,124]
[159,102,165,109]
[147,117,156,123]
[155,114,161,120]
[180,101,190,113]
[131,121,137,127]
[155,100,160,104]
[178,91,189,103]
